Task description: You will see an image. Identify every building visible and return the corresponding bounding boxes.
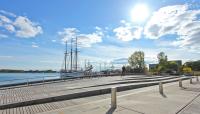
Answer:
[149,64,158,71]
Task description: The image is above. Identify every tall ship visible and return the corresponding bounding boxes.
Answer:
[60,37,93,78]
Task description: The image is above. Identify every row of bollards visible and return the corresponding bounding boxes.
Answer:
[110,76,199,109]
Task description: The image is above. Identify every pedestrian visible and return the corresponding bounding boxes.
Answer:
[121,65,126,77]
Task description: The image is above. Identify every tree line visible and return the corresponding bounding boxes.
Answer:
[127,51,200,75]
[0,69,57,73]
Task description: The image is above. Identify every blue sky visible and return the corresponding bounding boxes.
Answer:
[0,0,200,70]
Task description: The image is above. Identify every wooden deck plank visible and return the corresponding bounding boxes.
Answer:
[22,107,27,114]
[45,103,55,110]
[13,108,17,114]
[9,108,14,114]
[1,110,6,114]
[40,104,48,112]
[32,105,40,113]
[29,106,36,114]
[26,106,34,114]
[36,104,43,113]
[42,103,52,111]
[5,109,9,114]
[15,108,20,114]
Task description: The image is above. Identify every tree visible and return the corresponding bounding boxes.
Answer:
[185,60,200,71]
[128,51,145,72]
[182,66,192,74]
[157,52,168,65]
[157,52,168,73]
[165,61,179,74]
[167,61,178,71]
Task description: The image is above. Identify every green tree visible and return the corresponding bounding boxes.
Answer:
[167,61,178,71]
[182,66,192,74]
[128,51,145,72]
[157,52,168,73]
[185,60,200,71]
[157,52,168,65]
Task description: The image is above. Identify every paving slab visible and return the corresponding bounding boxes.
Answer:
[0,75,183,109]
[38,80,200,114]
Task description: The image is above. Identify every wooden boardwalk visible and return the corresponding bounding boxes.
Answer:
[0,93,109,114]
[0,75,184,114]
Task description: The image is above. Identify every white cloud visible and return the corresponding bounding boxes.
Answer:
[14,16,43,38]
[58,27,104,47]
[81,43,200,67]
[113,20,143,41]
[0,15,12,23]
[32,44,39,48]
[31,42,39,48]
[144,4,200,51]
[0,10,16,17]
[0,10,43,38]
[4,24,15,32]
[58,28,79,43]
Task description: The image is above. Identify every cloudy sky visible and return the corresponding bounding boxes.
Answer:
[0,0,200,70]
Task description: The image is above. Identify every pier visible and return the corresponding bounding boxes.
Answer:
[0,75,199,114]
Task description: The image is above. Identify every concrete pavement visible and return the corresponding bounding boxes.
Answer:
[39,79,200,114]
[0,75,186,109]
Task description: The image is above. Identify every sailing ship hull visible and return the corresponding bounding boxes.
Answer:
[60,71,85,78]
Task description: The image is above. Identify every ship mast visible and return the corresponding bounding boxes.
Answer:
[75,36,78,71]
[70,38,73,71]
[64,41,68,71]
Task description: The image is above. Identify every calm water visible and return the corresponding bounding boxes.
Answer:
[0,73,60,85]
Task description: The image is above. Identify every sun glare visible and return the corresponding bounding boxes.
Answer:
[131,4,149,23]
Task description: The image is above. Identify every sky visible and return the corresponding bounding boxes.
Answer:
[0,0,200,70]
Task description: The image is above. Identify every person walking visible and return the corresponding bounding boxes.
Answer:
[121,65,126,77]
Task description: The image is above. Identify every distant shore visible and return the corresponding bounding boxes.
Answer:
[0,69,58,73]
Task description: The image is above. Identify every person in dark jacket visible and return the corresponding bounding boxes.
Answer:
[121,65,126,76]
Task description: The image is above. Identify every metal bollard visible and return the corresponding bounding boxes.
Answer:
[196,76,199,82]
[190,77,193,84]
[159,82,163,94]
[179,78,182,87]
[111,87,117,108]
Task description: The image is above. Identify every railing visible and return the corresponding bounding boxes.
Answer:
[0,75,60,88]
[0,72,144,88]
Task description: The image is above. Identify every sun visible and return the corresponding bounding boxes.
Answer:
[131,4,149,23]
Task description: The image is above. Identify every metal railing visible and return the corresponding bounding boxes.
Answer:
[0,72,144,88]
[0,75,60,88]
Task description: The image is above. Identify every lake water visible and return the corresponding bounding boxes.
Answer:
[0,73,60,85]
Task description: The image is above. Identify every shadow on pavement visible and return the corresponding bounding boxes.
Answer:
[182,87,200,92]
[160,93,167,98]
[106,107,116,114]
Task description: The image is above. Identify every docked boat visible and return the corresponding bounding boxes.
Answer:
[60,37,93,78]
